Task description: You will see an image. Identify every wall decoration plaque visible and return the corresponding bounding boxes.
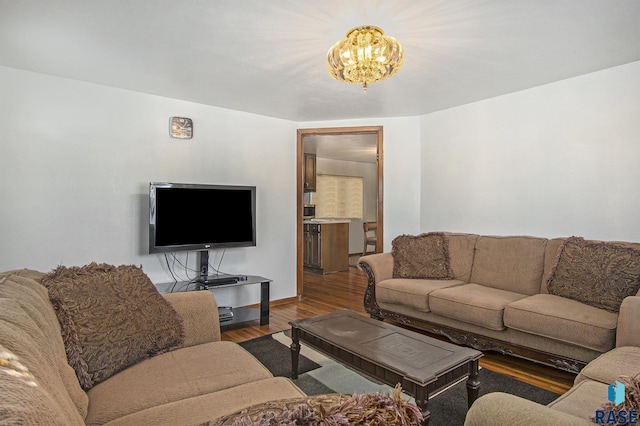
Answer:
[170,117,193,139]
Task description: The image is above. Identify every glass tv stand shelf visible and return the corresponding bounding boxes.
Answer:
[156,275,271,328]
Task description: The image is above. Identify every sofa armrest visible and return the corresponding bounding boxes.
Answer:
[357,253,394,284]
[358,253,394,316]
[464,393,591,426]
[163,290,221,347]
[616,296,640,348]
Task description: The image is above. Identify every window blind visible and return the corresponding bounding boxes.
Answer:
[315,175,363,219]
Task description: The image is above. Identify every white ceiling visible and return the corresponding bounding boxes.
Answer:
[304,134,378,164]
[1,0,639,124]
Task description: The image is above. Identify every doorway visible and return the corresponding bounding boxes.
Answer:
[296,126,384,299]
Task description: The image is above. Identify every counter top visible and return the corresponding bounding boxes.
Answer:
[303,218,351,224]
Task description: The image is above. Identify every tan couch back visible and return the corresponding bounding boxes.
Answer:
[445,233,479,282]
[0,270,87,425]
[470,235,548,295]
[540,238,566,293]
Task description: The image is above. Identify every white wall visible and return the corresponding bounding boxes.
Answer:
[299,117,423,252]
[420,61,640,241]
[0,66,298,307]
[4,60,637,310]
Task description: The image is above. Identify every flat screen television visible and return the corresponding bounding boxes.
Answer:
[149,182,256,254]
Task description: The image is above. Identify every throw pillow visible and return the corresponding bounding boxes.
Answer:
[392,232,452,279]
[547,237,640,312]
[205,384,423,426]
[42,263,185,390]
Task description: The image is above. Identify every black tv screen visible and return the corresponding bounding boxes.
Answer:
[149,182,256,253]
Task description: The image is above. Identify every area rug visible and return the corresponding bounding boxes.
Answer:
[240,331,559,426]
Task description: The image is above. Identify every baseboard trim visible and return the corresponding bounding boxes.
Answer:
[271,296,298,307]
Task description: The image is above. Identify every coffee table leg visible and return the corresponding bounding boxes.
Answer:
[415,387,430,426]
[466,358,481,408]
[290,327,300,379]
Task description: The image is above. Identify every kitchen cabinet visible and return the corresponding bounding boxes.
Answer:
[303,222,349,274]
[304,224,320,268]
[303,153,316,192]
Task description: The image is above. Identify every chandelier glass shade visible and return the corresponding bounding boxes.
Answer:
[327,25,404,92]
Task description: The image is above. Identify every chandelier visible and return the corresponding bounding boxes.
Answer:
[327,25,404,92]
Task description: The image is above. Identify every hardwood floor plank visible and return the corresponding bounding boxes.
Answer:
[221,266,575,394]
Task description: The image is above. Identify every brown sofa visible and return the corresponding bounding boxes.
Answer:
[358,232,640,373]
[465,295,640,425]
[0,268,306,425]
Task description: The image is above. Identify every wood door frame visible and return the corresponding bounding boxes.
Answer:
[296,126,384,299]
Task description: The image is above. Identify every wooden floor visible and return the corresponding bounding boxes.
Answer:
[221,267,575,395]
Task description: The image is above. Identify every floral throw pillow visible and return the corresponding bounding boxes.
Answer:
[392,232,452,279]
[547,237,640,312]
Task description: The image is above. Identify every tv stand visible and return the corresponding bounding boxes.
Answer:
[156,275,271,327]
[198,250,210,279]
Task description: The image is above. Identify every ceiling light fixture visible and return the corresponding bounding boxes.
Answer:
[327,25,404,92]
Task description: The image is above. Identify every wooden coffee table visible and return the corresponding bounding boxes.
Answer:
[290,309,483,425]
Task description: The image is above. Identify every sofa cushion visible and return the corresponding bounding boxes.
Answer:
[547,379,609,421]
[429,283,527,331]
[546,237,640,312]
[84,341,276,425]
[0,343,78,426]
[376,278,465,312]
[465,392,592,426]
[469,235,547,295]
[392,233,452,279]
[97,377,305,426]
[42,263,185,390]
[575,346,640,386]
[504,294,618,353]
